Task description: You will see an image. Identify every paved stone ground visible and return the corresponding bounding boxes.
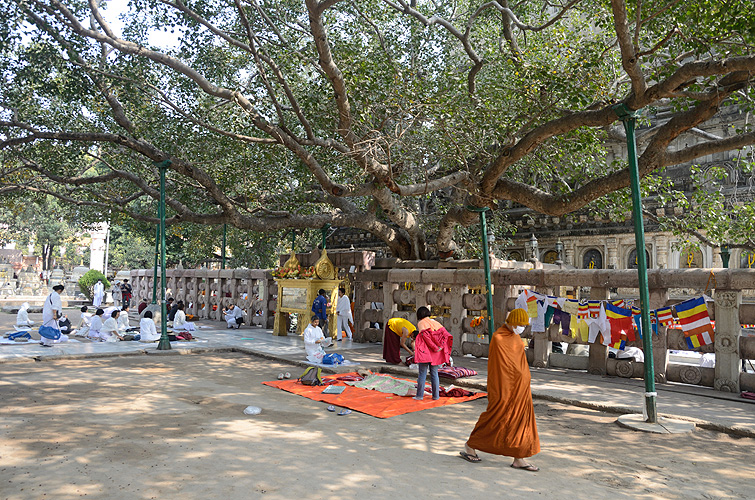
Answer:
[2,306,755,499]
[2,352,755,500]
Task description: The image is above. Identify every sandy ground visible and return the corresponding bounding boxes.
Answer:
[1,352,754,500]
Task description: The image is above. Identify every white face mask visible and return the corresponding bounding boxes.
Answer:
[513,326,526,334]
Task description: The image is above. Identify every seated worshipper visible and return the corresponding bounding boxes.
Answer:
[103,305,119,319]
[224,304,245,329]
[303,315,332,362]
[117,304,139,333]
[75,306,93,337]
[15,302,34,330]
[137,298,149,315]
[173,302,196,332]
[58,314,73,336]
[382,317,417,365]
[100,309,124,342]
[167,298,179,322]
[139,310,160,342]
[88,308,105,341]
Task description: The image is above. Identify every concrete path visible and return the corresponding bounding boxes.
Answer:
[3,308,755,437]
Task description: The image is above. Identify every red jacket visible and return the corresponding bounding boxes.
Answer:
[414,318,452,365]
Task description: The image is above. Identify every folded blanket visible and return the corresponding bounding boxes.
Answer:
[437,366,478,379]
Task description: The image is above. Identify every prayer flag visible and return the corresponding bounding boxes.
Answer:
[563,299,579,315]
[612,299,625,308]
[577,302,589,320]
[588,300,601,318]
[655,307,674,327]
[612,338,626,350]
[675,297,714,348]
[604,302,633,343]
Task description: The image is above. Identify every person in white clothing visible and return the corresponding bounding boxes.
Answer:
[117,304,137,332]
[88,308,105,341]
[92,279,105,308]
[75,306,93,337]
[336,287,353,341]
[100,310,123,342]
[15,302,34,330]
[139,310,160,342]
[40,285,65,346]
[224,304,245,329]
[303,316,330,362]
[173,303,196,331]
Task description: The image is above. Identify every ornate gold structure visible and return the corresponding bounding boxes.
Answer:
[273,250,341,337]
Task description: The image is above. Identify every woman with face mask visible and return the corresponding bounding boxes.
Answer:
[460,308,540,471]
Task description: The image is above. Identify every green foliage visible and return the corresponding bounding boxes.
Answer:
[78,270,110,300]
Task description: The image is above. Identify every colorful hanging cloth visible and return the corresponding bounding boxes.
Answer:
[675,296,715,348]
[604,302,634,343]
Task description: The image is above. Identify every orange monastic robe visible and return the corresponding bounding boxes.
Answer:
[467,325,540,458]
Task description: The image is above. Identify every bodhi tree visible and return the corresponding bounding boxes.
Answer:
[0,0,753,259]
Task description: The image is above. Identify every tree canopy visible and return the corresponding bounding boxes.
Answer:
[1,0,754,259]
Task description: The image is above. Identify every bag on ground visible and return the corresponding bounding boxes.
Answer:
[299,366,323,386]
[322,353,344,365]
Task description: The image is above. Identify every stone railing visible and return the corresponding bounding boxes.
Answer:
[129,269,276,328]
[354,267,755,393]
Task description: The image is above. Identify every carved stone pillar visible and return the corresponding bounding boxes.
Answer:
[564,245,575,268]
[649,288,669,384]
[449,284,467,356]
[714,290,741,392]
[588,286,609,375]
[712,247,722,268]
[492,284,510,331]
[606,238,618,269]
[656,237,668,269]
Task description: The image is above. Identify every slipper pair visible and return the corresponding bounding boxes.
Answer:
[326,406,351,416]
[277,372,291,380]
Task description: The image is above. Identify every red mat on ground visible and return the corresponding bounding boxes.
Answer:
[263,372,487,418]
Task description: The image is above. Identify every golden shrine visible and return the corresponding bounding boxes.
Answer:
[272,249,342,337]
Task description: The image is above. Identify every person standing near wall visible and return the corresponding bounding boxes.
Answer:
[312,289,329,337]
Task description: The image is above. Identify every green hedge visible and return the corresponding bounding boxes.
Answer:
[78,270,110,301]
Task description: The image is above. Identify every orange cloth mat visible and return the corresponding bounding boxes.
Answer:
[263,372,486,418]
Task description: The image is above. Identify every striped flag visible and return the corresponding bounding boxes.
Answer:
[577,302,589,320]
[655,307,674,327]
[604,302,634,343]
[675,297,715,348]
[588,300,601,318]
[612,338,626,350]
[612,299,625,308]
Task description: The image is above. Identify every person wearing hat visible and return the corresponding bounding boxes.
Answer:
[460,307,540,471]
[40,284,66,347]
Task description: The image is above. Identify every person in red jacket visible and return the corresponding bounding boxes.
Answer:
[413,306,452,400]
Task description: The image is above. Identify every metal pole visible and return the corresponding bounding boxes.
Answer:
[321,224,330,250]
[155,160,172,351]
[467,206,495,337]
[613,103,656,423]
[222,223,227,269]
[152,224,159,305]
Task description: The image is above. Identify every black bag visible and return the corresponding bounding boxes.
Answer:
[299,367,323,386]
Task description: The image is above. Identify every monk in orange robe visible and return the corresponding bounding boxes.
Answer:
[460,308,540,471]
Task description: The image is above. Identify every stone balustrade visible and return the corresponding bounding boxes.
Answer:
[355,267,755,393]
[129,269,276,328]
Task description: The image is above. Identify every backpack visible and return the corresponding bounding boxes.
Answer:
[321,353,344,365]
[299,367,323,386]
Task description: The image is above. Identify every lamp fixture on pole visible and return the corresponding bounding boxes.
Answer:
[720,244,731,268]
[527,234,539,262]
[555,238,564,266]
